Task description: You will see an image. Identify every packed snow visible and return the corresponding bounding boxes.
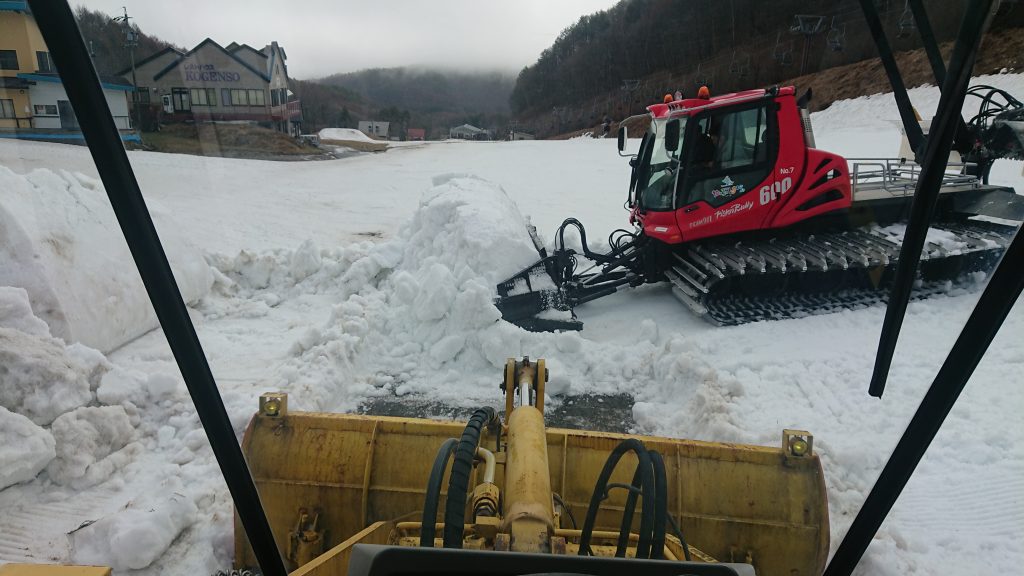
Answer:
[318,127,379,143]
[0,167,212,352]
[0,72,1022,575]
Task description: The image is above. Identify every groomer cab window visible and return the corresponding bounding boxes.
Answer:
[680,101,777,208]
[637,118,684,211]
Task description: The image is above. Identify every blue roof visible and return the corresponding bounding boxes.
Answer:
[17,73,135,92]
[0,1,29,12]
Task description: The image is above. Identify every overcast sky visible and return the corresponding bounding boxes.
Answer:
[75,1,621,79]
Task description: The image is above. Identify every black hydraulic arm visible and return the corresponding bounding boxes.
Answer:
[869,0,994,398]
[824,220,1023,576]
[858,0,927,161]
[27,2,288,575]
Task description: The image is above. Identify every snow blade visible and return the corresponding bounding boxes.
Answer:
[494,250,583,332]
[494,290,583,332]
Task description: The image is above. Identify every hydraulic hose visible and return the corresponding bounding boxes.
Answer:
[649,450,668,559]
[420,438,458,547]
[615,463,646,557]
[579,439,656,559]
[442,407,497,548]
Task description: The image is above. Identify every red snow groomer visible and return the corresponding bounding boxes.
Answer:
[497,85,1024,331]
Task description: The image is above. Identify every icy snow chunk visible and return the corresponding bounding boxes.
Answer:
[290,239,323,281]
[0,286,51,336]
[0,405,56,490]
[639,319,659,343]
[546,375,571,396]
[70,488,198,571]
[0,327,93,425]
[97,366,175,406]
[47,405,140,488]
[413,263,458,321]
[430,334,466,362]
[0,167,212,352]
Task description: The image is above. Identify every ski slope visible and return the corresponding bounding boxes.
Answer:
[0,73,1022,575]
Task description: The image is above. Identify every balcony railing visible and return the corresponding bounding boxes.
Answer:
[271,100,302,121]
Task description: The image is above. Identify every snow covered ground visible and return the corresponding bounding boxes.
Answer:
[0,73,1022,575]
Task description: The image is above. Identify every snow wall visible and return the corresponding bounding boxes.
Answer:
[0,166,213,353]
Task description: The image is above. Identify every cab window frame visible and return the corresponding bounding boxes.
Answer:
[675,99,779,210]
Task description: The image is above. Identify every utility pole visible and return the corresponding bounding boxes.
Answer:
[112,7,140,133]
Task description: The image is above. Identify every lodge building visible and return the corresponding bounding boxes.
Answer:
[129,38,301,135]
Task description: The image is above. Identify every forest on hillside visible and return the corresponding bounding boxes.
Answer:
[316,67,515,138]
[511,0,1024,132]
[74,7,181,77]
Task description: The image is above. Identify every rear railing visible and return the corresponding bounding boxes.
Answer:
[849,158,981,201]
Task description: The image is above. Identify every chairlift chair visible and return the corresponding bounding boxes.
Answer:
[897,0,916,38]
[827,16,846,52]
[773,30,794,66]
[693,62,714,88]
[729,51,751,78]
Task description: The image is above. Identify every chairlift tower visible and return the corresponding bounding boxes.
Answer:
[790,14,826,75]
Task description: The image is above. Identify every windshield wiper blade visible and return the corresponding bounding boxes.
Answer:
[868,0,993,398]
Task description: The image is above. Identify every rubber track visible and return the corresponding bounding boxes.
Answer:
[668,221,1017,326]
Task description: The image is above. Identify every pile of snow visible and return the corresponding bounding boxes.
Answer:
[318,127,378,143]
[246,175,547,411]
[0,282,201,570]
[0,167,213,353]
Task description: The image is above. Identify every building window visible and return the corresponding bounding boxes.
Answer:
[0,99,15,119]
[189,88,216,106]
[230,89,248,106]
[222,88,232,107]
[0,50,18,70]
[36,51,55,73]
[271,89,280,107]
[247,89,265,106]
[171,88,190,112]
[133,87,151,104]
[33,104,58,115]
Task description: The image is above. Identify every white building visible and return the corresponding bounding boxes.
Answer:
[358,120,389,139]
[18,72,133,130]
[449,123,489,140]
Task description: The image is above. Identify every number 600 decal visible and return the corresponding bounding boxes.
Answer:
[759,176,793,205]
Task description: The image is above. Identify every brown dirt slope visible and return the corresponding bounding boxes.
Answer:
[783,25,1024,113]
[140,123,326,160]
[554,26,1023,139]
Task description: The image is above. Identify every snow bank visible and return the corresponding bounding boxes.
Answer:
[0,405,55,490]
[0,166,213,353]
[318,127,377,143]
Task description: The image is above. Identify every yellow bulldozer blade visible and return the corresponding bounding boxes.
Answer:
[236,386,828,576]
